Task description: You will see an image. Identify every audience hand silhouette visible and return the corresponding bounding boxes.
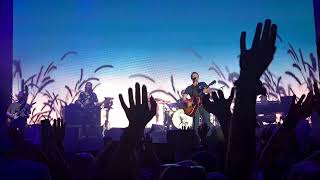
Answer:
[198,123,209,146]
[119,83,157,132]
[239,19,277,83]
[313,82,320,114]
[41,119,65,146]
[284,93,313,129]
[41,119,52,146]
[142,133,153,152]
[53,118,65,149]
[202,88,235,138]
[225,20,278,180]
[202,88,235,118]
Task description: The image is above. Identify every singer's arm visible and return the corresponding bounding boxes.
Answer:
[182,87,193,106]
[200,82,209,94]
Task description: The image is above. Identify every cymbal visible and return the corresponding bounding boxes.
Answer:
[207,88,216,92]
[104,97,114,99]
[167,102,183,108]
[157,101,171,104]
[154,98,171,104]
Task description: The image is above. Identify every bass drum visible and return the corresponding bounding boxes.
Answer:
[171,109,193,129]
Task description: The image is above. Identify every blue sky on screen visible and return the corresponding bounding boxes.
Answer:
[13,0,317,127]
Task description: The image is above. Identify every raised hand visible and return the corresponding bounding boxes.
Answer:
[41,119,66,151]
[198,123,209,137]
[40,119,52,146]
[239,19,277,84]
[259,93,313,173]
[203,88,235,118]
[142,133,153,152]
[198,123,209,146]
[53,118,65,149]
[119,83,157,133]
[313,83,320,114]
[202,88,235,139]
[283,93,313,129]
[40,119,64,161]
[102,84,157,180]
[226,20,277,179]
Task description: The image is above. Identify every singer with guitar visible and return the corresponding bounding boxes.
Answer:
[6,90,32,132]
[75,82,105,136]
[182,72,214,134]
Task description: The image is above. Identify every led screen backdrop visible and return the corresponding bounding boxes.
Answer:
[13,0,317,127]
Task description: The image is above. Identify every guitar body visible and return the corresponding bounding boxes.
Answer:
[183,106,198,117]
[7,102,35,129]
[182,80,216,117]
[8,116,27,130]
[183,97,201,117]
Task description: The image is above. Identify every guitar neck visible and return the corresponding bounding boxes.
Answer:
[96,100,106,107]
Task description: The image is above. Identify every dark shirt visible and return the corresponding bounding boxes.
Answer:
[184,82,208,97]
[77,91,98,108]
[7,102,31,118]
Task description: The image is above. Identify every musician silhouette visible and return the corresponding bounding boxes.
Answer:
[6,90,30,132]
[76,82,100,137]
[182,72,211,134]
[76,82,98,108]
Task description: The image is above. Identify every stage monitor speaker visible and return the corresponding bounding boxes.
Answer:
[63,125,102,152]
[104,128,125,141]
[64,104,101,126]
[167,129,200,147]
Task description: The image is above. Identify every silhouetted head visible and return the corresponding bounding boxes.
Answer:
[159,164,206,180]
[191,72,199,83]
[287,160,320,180]
[85,82,93,93]
[71,153,96,180]
[17,91,27,103]
[191,151,218,172]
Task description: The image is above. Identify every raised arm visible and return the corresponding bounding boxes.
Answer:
[202,88,235,144]
[259,93,313,171]
[225,19,277,180]
[310,83,320,145]
[104,83,157,180]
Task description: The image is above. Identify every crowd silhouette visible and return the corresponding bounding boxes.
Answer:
[1,19,320,180]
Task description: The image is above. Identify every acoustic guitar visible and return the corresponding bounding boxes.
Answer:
[183,80,216,117]
[7,102,36,127]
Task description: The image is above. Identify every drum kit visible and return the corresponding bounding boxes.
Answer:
[154,98,193,130]
[102,97,189,132]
